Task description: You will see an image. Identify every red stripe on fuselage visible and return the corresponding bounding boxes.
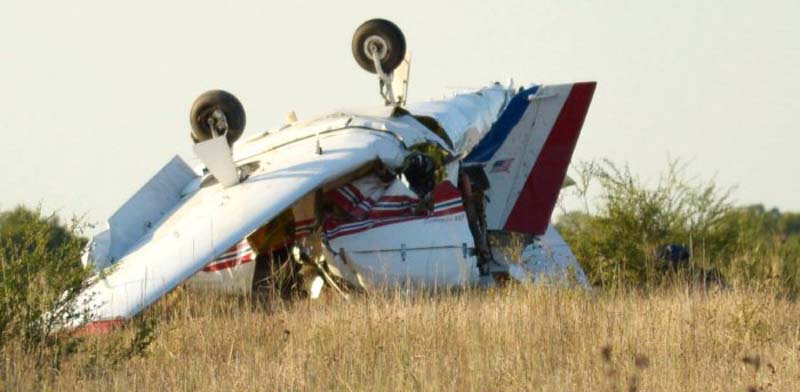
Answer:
[503,82,596,235]
[327,206,466,240]
[202,252,254,272]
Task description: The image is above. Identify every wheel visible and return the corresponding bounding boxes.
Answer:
[189,90,246,145]
[351,19,406,74]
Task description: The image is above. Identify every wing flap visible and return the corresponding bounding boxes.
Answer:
[107,156,198,263]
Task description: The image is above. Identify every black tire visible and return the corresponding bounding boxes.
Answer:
[189,90,246,145]
[351,19,406,74]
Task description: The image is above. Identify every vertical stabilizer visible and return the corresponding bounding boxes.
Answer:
[466,82,596,235]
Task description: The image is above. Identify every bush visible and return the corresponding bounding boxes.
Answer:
[0,206,161,383]
[556,159,800,294]
[0,206,92,367]
[712,205,800,292]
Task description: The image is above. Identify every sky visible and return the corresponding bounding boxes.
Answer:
[1,0,799,231]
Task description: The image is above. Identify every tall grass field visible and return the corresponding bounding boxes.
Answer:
[2,286,799,391]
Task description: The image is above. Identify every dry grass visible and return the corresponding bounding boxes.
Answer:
[3,285,800,391]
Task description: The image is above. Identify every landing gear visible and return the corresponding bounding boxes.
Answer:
[352,19,406,74]
[189,90,246,146]
[351,19,407,105]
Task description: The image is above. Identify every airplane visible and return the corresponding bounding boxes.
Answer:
[71,18,596,329]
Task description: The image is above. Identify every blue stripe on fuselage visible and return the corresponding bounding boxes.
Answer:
[464,85,538,163]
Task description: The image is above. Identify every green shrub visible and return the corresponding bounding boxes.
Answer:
[0,205,160,380]
[712,205,800,292]
[0,206,92,366]
[557,159,800,294]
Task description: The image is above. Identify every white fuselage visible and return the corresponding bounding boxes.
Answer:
[73,81,593,327]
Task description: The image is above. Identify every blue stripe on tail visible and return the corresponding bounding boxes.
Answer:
[464,85,538,163]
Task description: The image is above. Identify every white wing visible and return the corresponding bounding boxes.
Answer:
[71,129,405,326]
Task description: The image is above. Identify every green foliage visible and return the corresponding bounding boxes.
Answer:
[0,206,92,364]
[557,159,800,294]
[712,205,800,292]
[0,206,159,379]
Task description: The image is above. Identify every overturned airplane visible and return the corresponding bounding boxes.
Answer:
[74,19,596,328]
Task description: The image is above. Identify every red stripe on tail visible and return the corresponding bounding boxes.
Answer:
[503,82,596,235]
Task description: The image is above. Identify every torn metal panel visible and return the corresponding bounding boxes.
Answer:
[405,83,510,154]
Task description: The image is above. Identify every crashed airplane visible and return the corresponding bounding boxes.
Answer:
[73,19,596,328]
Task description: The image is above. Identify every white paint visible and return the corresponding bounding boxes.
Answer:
[329,211,478,289]
[484,84,572,230]
[405,84,509,154]
[69,130,405,325]
[192,136,240,188]
[68,82,593,326]
[522,225,589,287]
[106,156,198,264]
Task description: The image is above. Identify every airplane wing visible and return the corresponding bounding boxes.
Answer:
[465,82,596,236]
[69,129,407,327]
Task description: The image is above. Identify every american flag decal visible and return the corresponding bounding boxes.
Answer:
[490,158,514,173]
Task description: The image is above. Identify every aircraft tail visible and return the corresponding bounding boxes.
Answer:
[465,82,596,236]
